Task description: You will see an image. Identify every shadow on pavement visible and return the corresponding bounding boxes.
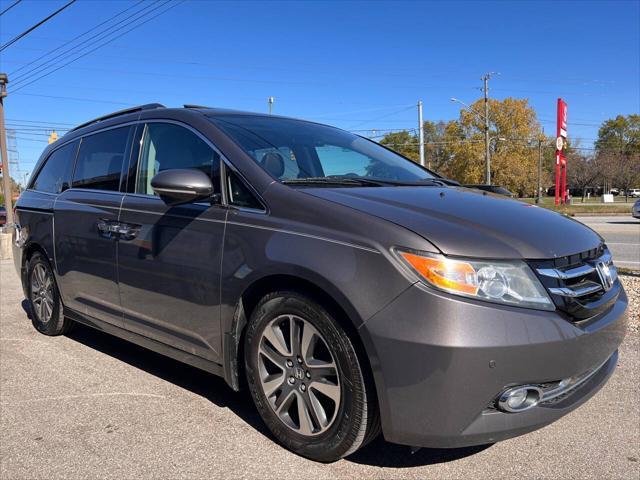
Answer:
[59,320,272,441]
[346,437,491,468]
[21,301,492,468]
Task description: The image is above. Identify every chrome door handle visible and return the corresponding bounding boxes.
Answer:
[114,224,138,239]
[97,220,111,234]
[97,220,138,239]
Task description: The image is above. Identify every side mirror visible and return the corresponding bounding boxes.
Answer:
[151,169,214,206]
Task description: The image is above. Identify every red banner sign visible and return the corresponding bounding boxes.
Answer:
[555,98,568,205]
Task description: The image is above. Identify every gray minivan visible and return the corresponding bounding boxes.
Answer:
[13,104,627,462]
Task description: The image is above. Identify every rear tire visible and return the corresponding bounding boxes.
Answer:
[244,291,379,462]
[27,253,72,336]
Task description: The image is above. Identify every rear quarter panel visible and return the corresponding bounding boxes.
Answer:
[12,191,57,292]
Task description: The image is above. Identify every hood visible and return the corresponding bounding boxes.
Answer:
[304,186,602,259]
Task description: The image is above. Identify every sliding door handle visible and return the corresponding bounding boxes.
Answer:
[114,224,138,240]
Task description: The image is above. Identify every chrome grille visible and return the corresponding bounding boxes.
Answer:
[529,246,620,321]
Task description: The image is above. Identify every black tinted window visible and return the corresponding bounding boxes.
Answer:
[31,141,78,193]
[136,123,220,195]
[73,126,131,191]
[227,170,262,209]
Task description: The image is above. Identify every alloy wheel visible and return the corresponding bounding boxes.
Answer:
[258,314,341,436]
[30,263,54,324]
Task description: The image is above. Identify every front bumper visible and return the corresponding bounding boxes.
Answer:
[359,281,628,448]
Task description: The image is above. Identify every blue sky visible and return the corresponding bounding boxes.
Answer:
[1,0,638,183]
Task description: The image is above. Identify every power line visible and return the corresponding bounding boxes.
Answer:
[10,0,146,78]
[6,117,75,126]
[10,0,155,84]
[9,1,185,93]
[0,0,77,52]
[0,0,22,17]
[10,0,178,91]
[346,106,416,130]
[13,136,48,143]
[12,92,135,105]
[311,104,415,119]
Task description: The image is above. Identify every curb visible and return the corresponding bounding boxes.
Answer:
[0,233,12,260]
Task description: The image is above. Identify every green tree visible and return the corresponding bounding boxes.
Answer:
[0,175,20,206]
[447,97,543,195]
[379,130,419,162]
[595,114,640,155]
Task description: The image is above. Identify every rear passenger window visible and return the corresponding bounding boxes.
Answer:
[31,141,78,193]
[136,123,220,196]
[72,126,131,191]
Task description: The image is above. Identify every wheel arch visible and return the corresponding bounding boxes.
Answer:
[222,273,379,409]
[20,242,53,296]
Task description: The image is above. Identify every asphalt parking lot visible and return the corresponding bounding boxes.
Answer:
[575,216,640,270]
[1,259,639,479]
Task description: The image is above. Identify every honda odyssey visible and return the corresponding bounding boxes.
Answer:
[12,104,628,462]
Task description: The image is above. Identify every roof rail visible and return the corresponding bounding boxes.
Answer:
[183,104,211,109]
[69,103,165,132]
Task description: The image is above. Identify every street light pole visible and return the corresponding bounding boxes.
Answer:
[451,89,495,185]
[481,73,495,185]
[417,100,425,168]
[268,96,274,114]
[0,73,14,230]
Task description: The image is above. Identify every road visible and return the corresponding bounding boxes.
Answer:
[1,259,639,479]
[576,216,640,270]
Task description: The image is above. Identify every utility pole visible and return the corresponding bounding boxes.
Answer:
[0,73,15,230]
[481,73,495,185]
[417,100,425,168]
[268,96,274,114]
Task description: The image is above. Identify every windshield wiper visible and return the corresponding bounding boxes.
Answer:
[282,176,458,187]
[282,177,386,186]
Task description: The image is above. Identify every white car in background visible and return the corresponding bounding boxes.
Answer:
[627,188,640,198]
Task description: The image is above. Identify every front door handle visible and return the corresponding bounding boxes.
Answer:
[97,220,139,240]
[97,220,112,237]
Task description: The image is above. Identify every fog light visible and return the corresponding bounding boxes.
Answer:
[498,386,543,413]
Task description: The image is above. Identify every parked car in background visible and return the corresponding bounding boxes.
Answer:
[633,199,640,219]
[463,184,514,197]
[627,188,640,198]
[0,206,6,227]
[12,104,628,462]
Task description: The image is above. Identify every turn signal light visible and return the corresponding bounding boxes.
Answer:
[398,251,479,295]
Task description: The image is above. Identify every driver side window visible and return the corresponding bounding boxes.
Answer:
[136,123,220,196]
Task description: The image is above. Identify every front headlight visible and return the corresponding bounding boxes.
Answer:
[394,248,555,311]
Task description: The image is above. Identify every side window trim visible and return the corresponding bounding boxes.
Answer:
[28,139,79,193]
[222,159,268,213]
[70,124,135,193]
[121,118,266,212]
[65,120,138,193]
[123,122,146,194]
[129,119,225,200]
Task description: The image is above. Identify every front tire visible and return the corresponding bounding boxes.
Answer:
[27,253,72,336]
[244,292,379,462]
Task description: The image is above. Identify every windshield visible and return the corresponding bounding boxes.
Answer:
[208,115,436,183]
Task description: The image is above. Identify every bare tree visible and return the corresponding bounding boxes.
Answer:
[602,151,640,202]
[567,153,601,202]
